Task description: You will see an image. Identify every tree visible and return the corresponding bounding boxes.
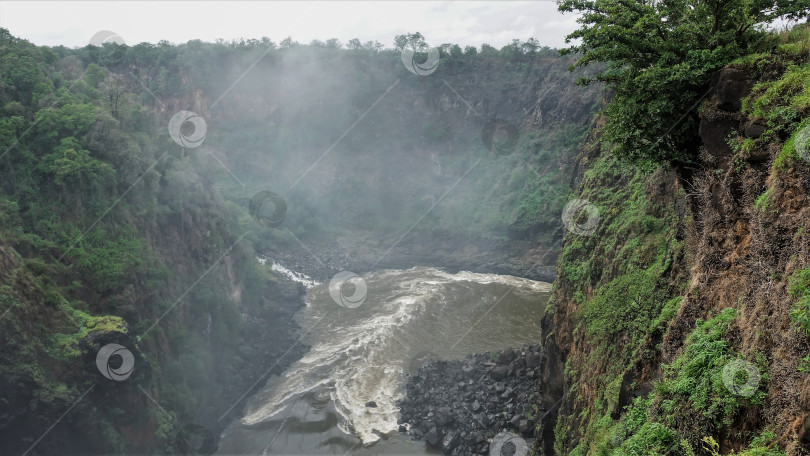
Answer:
[394,32,428,51]
[558,0,810,165]
[1,53,41,95]
[84,63,106,88]
[347,38,362,50]
[99,74,124,116]
[363,41,383,52]
[520,38,540,55]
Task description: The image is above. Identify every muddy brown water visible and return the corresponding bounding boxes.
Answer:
[217,266,551,455]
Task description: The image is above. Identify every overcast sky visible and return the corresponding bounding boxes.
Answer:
[0,1,579,50]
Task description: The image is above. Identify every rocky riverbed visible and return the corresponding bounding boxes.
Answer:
[397,344,547,455]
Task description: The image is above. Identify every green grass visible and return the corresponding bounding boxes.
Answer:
[594,309,776,455]
[754,188,775,213]
[552,146,686,454]
[703,431,785,456]
[656,309,768,445]
[53,308,127,359]
[788,268,810,372]
[741,62,810,171]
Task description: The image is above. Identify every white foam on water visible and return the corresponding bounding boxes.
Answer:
[256,256,321,288]
[240,267,551,444]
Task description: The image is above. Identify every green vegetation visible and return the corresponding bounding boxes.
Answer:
[0,28,278,453]
[656,309,768,443]
[558,0,808,165]
[53,310,127,359]
[552,145,687,455]
[565,308,774,455]
[549,14,809,455]
[754,188,775,213]
[788,268,810,372]
[0,26,602,454]
[738,42,810,171]
[703,431,785,456]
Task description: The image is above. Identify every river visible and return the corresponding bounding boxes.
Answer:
[217,265,551,455]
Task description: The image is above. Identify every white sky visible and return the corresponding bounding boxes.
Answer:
[0,1,579,50]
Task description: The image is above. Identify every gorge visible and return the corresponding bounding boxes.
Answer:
[1,3,810,455]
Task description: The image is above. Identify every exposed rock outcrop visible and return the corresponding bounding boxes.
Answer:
[398,343,544,455]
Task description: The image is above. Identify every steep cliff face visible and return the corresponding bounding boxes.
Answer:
[121,45,602,282]
[539,55,810,455]
[0,157,308,454]
[0,31,309,454]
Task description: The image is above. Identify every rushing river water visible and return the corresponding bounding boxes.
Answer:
[217,265,551,455]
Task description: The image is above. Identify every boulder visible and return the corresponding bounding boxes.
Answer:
[365,401,377,408]
[711,68,753,112]
[490,366,509,380]
[499,347,516,363]
[699,115,738,157]
[433,408,454,427]
[525,353,542,369]
[461,362,477,378]
[744,123,766,139]
[425,426,441,446]
[519,419,534,436]
[442,430,460,453]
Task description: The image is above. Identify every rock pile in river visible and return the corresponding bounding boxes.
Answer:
[397,343,545,455]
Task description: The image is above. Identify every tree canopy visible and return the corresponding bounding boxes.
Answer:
[559,0,810,164]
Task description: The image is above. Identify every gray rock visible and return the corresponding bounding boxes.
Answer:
[442,430,460,453]
[425,426,441,446]
[744,123,766,139]
[461,362,477,378]
[519,419,534,436]
[490,365,508,380]
[499,347,516,363]
[433,408,453,427]
[525,353,542,369]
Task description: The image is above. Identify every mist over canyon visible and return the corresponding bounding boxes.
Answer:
[1,2,810,455]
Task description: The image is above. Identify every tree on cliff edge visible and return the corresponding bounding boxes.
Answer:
[558,0,810,165]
